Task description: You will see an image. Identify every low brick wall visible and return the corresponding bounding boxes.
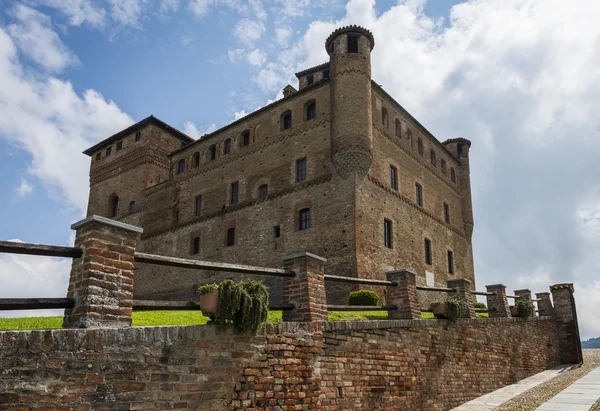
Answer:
[0,317,559,411]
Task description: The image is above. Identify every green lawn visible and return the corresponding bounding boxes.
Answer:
[0,310,486,331]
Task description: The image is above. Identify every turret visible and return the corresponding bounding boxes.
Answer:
[326,26,375,179]
[443,138,474,239]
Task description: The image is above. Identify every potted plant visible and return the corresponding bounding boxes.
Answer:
[430,296,468,323]
[215,279,269,334]
[512,299,535,319]
[430,300,447,318]
[197,283,219,318]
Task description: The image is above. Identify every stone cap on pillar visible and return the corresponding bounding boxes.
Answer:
[283,252,327,263]
[550,283,574,291]
[385,269,417,276]
[514,289,532,293]
[447,277,471,285]
[535,292,551,296]
[486,284,506,288]
[71,215,144,233]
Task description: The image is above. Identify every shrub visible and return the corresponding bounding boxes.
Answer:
[197,283,218,295]
[446,295,468,323]
[348,290,380,306]
[515,299,535,319]
[473,301,487,309]
[215,280,269,334]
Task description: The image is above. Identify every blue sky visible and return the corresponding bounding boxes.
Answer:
[0,0,599,339]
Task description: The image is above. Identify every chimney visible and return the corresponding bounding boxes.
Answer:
[282,84,297,97]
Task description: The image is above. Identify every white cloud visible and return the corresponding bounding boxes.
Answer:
[14,179,34,198]
[7,4,80,72]
[247,48,267,66]
[275,26,292,47]
[108,0,147,27]
[233,18,266,47]
[234,109,248,120]
[188,0,214,17]
[160,0,180,14]
[228,48,245,63]
[32,0,106,27]
[183,121,216,139]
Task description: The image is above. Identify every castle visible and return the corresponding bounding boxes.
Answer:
[83,26,475,304]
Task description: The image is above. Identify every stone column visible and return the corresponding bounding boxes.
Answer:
[447,278,476,319]
[535,292,554,317]
[515,289,532,302]
[485,284,510,318]
[282,252,327,322]
[63,215,143,328]
[385,269,420,320]
[550,283,583,364]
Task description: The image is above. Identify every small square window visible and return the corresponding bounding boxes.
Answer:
[226,227,235,246]
[106,146,112,156]
[192,237,200,254]
[424,239,432,265]
[274,225,281,238]
[299,208,311,230]
[135,131,141,142]
[96,152,101,161]
[296,158,307,182]
[347,35,359,53]
[306,74,314,85]
[447,250,454,274]
[116,141,122,152]
[384,219,393,249]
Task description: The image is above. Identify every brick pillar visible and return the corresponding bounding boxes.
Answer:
[550,283,583,364]
[282,252,327,322]
[485,284,510,318]
[63,215,143,328]
[536,292,554,317]
[447,278,476,319]
[515,289,532,302]
[385,270,420,320]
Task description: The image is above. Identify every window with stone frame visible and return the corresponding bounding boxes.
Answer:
[96,152,101,161]
[110,194,119,218]
[390,165,398,191]
[128,201,135,213]
[230,182,239,205]
[415,183,423,207]
[444,203,450,224]
[299,208,311,230]
[135,131,141,142]
[395,119,401,137]
[441,159,447,175]
[424,239,432,265]
[192,152,200,168]
[382,108,389,128]
[274,225,281,238]
[259,184,268,199]
[208,145,216,161]
[192,237,200,255]
[305,101,316,121]
[296,158,307,182]
[384,219,393,249]
[176,159,185,175]
[347,35,359,53]
[242,131,250,147]
[451,167,456,183]
[430,149,437,167]
[224,139,231,154]
[447,250,454,274]
[306,74,314,86]
[194,195,202,216]
[226,227,235,246]
[417,138,424,156]
[281,111,292,130]
[106,146,112,156]
[116,141,123,152]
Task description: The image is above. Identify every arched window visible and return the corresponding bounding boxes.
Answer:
[241,130,250,147]
[305,101,316,121]
[192,152,200,168]
[407,129,413,147]
[176,159,185,175]
[109,194,119,218]
[382,108,388,128]
[441,159,447,175]
[281,111,292,130]
[430,150,437,167]
[451,167,456,183]
[395,119,401,137]
[208,145,216,161]
[223,139,231,155]
[417,138,424,156]
[128,201,135,213]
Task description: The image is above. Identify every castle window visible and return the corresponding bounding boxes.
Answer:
[231,182,239,205]
[192,152,200,168]
[176,159,185,175]
[407,129,413,147]
[135,131,141,142]
[128,201,135,213]
[305,101,316,121]
[347,35,359,53]
[430,150,437,167]
[192,237,200,254]
[417,138,423,156]
[390,166,398,191]
[395,119,401,137]
[415,183,423,206]
[274,225,281,238]
[382,108,389,128]
[323,69,330,79]
[96,152,101,161]
[259,184,268,199]
[447,250,454,274]
[116,141,123,152]
[424,239,432,265]
[242,130,250,147]
[281,111,292,130]
[106,146,112,157]
[195,195,202,216]
[306,74,314,86]
[441,159,447,175]
[209,145,216,161]
[109,194,119,218]
[451,167,456,183]
[299,208,311,230]
[226,228,235,246]
[444,203,450,224]
[224,138,231,154]
[384,219,393,249]
[296,158,307,182]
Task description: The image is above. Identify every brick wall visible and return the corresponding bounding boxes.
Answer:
[0,317,560,411]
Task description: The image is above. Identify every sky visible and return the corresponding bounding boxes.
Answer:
[0,0,598,339]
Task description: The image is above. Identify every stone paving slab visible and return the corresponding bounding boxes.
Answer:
[535,368,600,410]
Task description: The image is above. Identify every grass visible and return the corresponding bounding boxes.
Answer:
[0,310,487,331]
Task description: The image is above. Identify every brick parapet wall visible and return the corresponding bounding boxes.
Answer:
[0,317,560,411]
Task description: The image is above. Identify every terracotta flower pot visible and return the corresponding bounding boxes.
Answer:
[510,306,520,317]
[199,289,218,317]
[431,302,448,319]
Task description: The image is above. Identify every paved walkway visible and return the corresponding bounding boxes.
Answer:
[535,367,600,410]
[452,366,574,410]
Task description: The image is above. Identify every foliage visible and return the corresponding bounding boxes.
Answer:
[473,301,487,309]
[215,280,269,335]
[348,290,380,306]
[581,337,600,349]
[515,299,535,319]
[446,295,468,323]
[196,283,218,295]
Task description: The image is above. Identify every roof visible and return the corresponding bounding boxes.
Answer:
[442,137,472,148]
[325,25,375,52]
[295,62,330,79]
[83,115,195,156]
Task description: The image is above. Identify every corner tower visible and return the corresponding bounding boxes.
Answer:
[326,26,375,179]
[443,137,474,239]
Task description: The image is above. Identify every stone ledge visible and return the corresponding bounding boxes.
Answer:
[71,215,144,233]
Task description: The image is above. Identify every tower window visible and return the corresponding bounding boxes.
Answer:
[209,145,216,161]
[299,208,311,230]
[390,166,398,191]
[306,101,316,120]
[274,225,281,238]
[441,159,447,175]
[407,129,413,147]
[395,119,401,137]
[444,203,450,224]
[110,194,119,218]
[417,138,424,156]
[192,237,200,255]
[106,146,112,157]
[224,138,231,154]
[281,111,292,130]
[384,219,393,249]
[116,141,123,152]
[226,228,235,246]
[430,150,437,167]
[242,131,250,147]
[382,108,388,128]
[128,201,135,213]
[296,158,307,182]
[259,184,268,199]
[323,69,330,79]
[424,239,432,265]
[96,152,101,161]
[195,195,202,216]
[347,35,359,53]
[447,250,454,274]
[231,182,239,205]
[451,167,456,183]
[176,159,185,175]
[192,152,200,168]
[415,183,423,206]
[306,74,314,85]
[135,131,141,142]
